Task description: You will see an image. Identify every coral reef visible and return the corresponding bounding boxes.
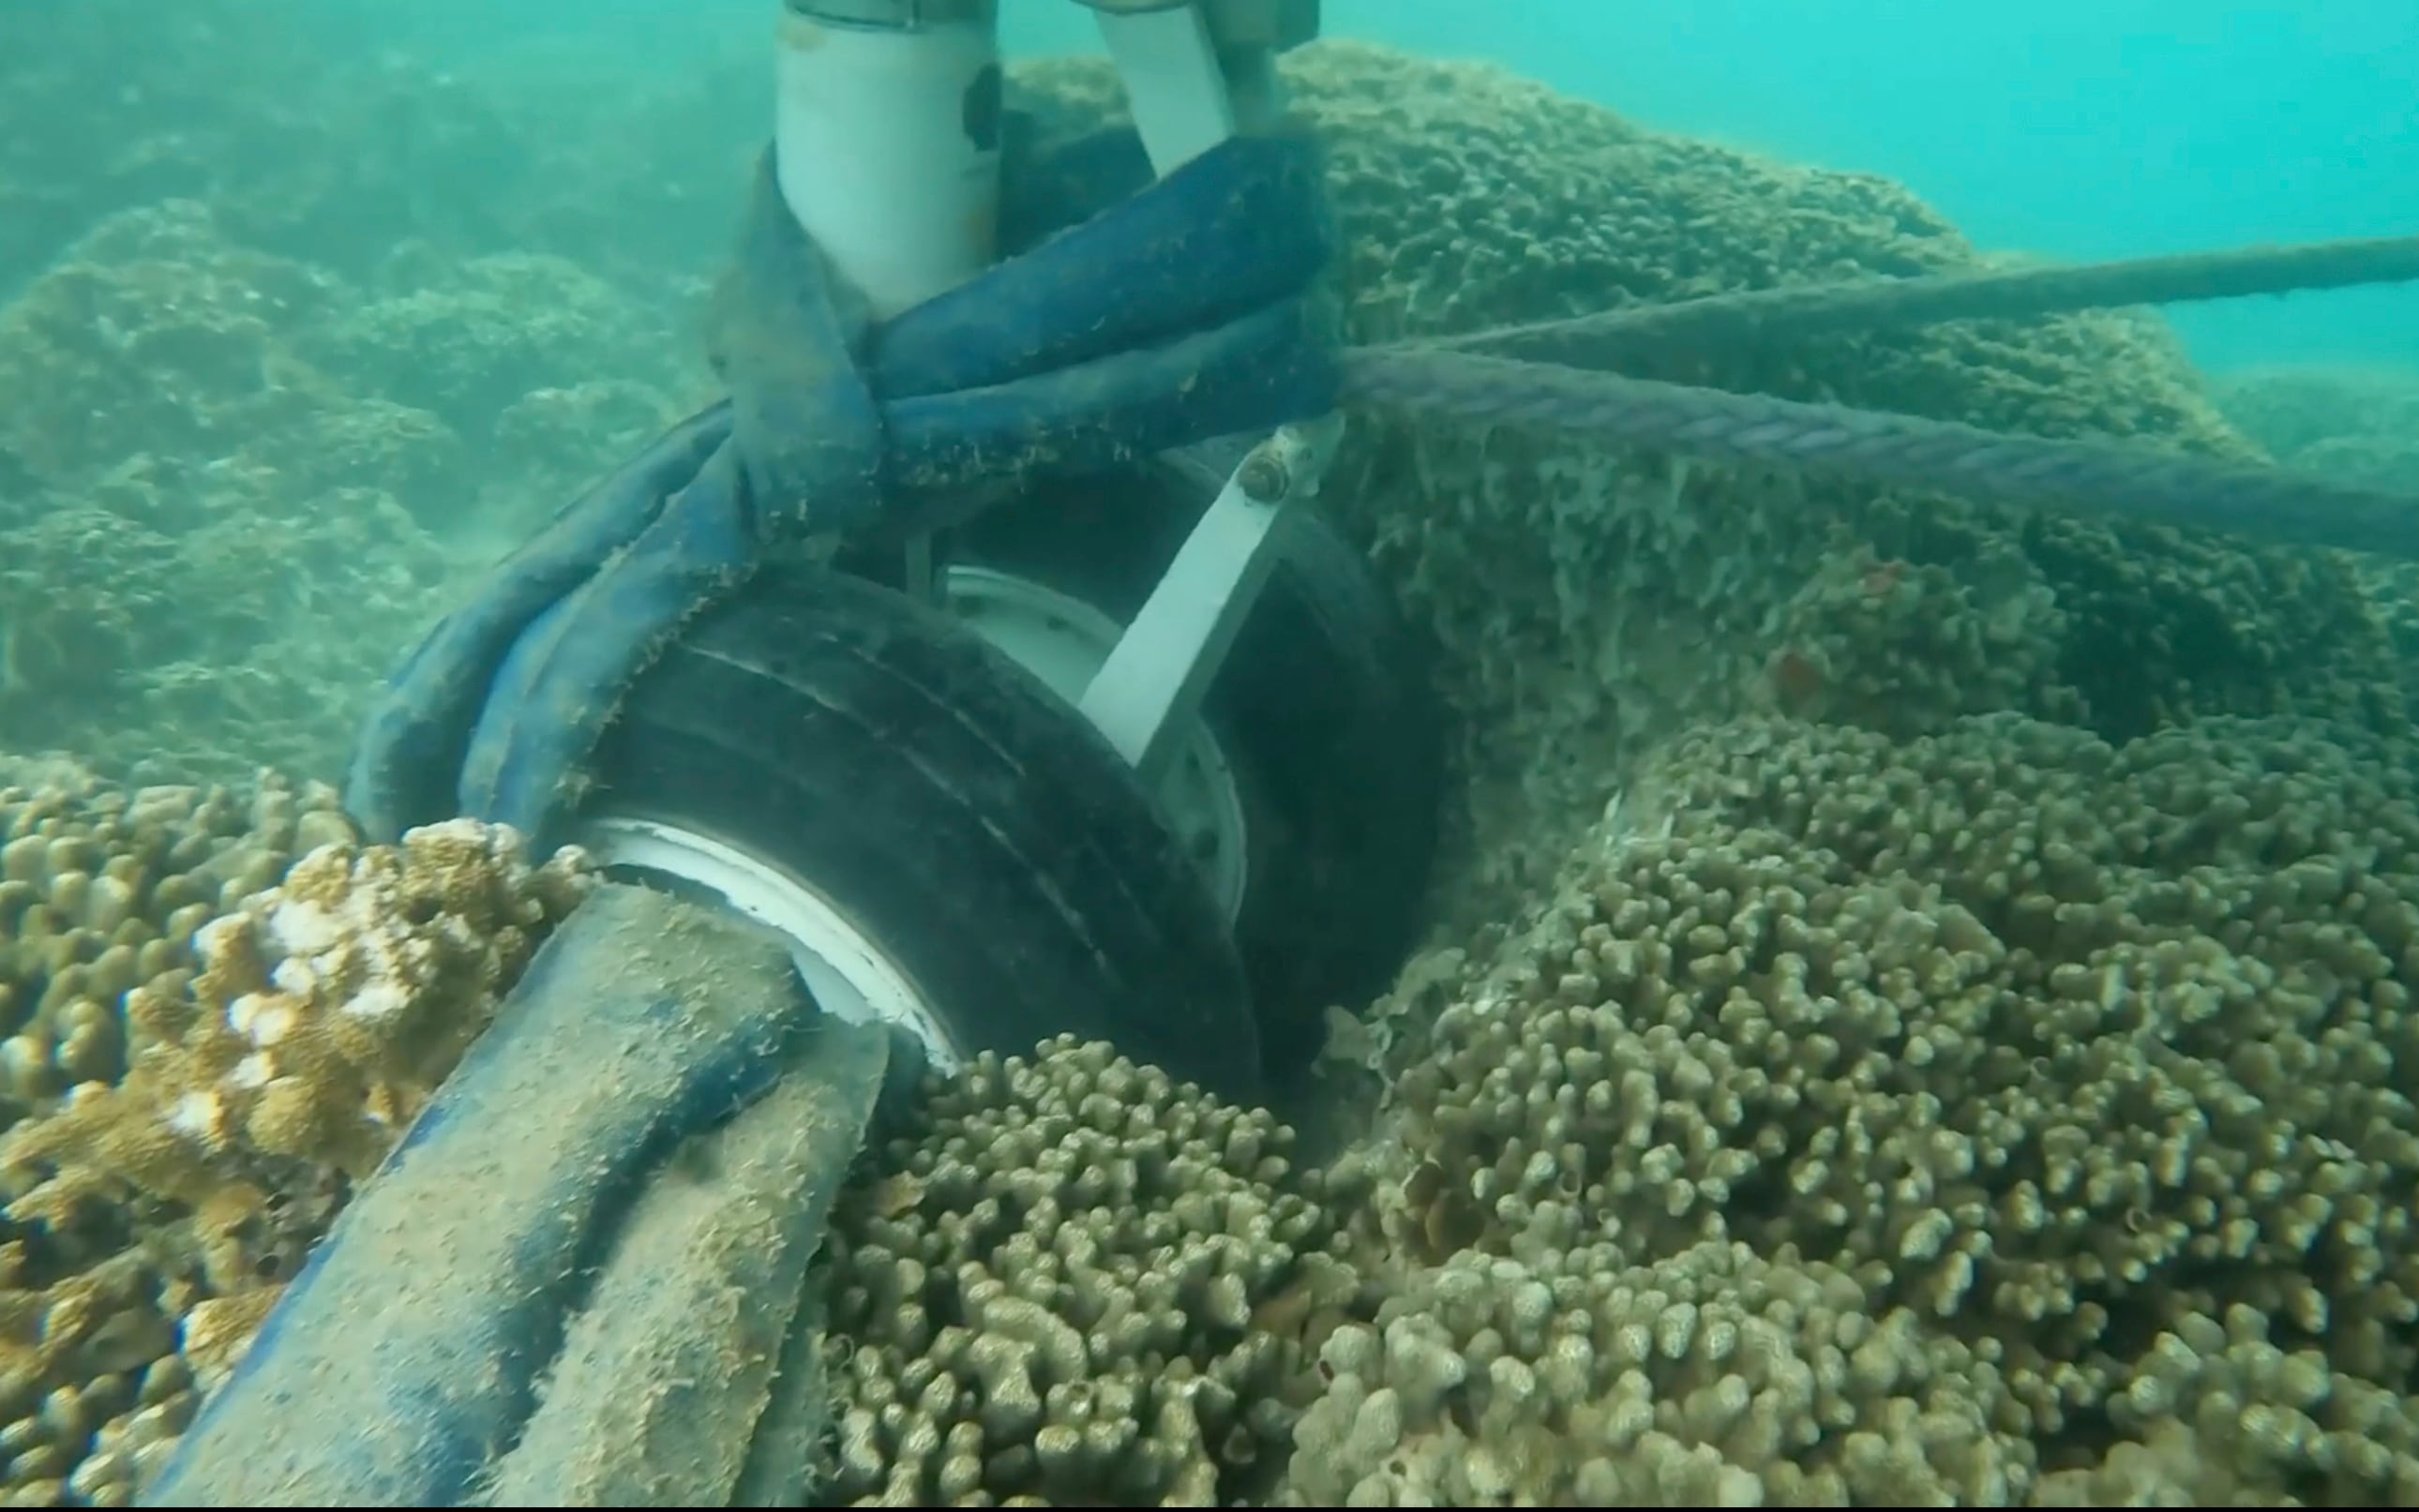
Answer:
[19,710,2419,1506]
[1285,1239,2020,1505]
[2212,364,2419,496]
[2209,364,2419,698]
[0,762,586,1505]
[1300,711,2419,1505]
[4,817,593,1231]
[0,6,319,293]
[6,9,2419,1509]
[0,203,454,781]
[0,760,338,1507]
[0,2,761,301]
[0,202,690,784]
[819,1039,1352,1505]
[10,22,2396,823]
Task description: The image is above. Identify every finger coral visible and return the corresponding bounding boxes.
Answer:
[0,766,586,1505]
[1310,711,2419,1505]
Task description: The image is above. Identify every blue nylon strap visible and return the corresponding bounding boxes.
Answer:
[139,887,814,1507]
[873,131,1333,397]
[345,130,1337,846]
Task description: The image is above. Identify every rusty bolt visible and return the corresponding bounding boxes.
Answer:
[1238,450,1289,502]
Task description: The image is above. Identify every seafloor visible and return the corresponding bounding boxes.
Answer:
[4,6,2419,1506]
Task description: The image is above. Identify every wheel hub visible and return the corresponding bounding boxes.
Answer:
[573,814,964,1071]
[939,564,1253,923]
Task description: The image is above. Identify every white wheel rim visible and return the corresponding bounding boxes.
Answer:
[574,814,964,1071]
[940,564,1252,923]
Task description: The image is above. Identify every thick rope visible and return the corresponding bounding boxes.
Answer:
[1414,234,2419,367]
[1343,348,2419,560]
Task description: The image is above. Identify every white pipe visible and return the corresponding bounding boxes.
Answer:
[1074,5,1348,789]
[774,4,1002,321]
[1094,5,1240,175]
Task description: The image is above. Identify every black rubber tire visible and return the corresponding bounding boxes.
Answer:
[935,448,1445,1076]
[591,562,1266,1104]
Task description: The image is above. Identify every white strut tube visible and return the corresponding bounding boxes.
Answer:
[774,2,1003,321]
[1094,4,1240,174]
[1074,4,1341,790]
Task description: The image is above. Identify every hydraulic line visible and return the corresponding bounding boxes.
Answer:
[1343,348,2419,561]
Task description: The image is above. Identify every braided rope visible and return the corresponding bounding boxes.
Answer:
[1343,348,2419,560]
[1410,234,2419,368]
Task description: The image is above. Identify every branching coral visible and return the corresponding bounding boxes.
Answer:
[2,817,591,1275]
[0,770,587,1505]
[1307,712,2419,1505]
[818,1037,1354,1507]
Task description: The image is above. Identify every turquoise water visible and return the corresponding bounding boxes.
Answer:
[1359,0,2416,373]
[341,0,2418,372]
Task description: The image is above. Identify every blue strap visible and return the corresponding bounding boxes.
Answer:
[346,131,1337,845]
[141,887,822,1506]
